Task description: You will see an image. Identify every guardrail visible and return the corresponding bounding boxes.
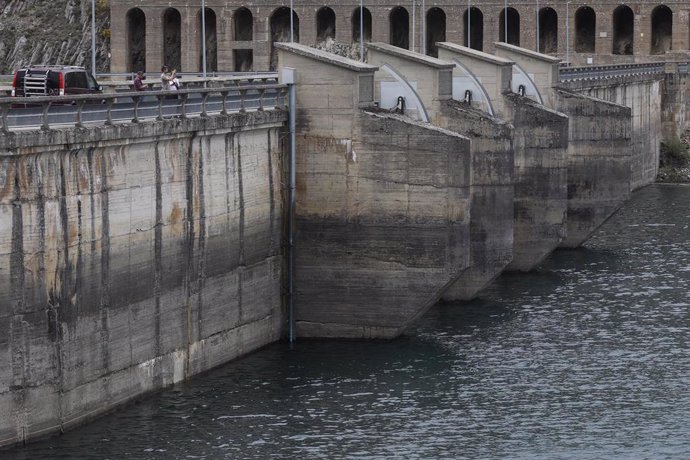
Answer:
[559,62,670,81]
[0,82,288,133]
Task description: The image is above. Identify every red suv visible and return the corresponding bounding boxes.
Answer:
[11,65,102,98]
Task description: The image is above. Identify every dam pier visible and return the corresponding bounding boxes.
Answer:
[1,40,689,446]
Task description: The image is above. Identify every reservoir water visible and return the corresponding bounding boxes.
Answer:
[5,184,690,459]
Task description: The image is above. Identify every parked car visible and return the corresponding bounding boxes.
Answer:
[11,65,102,98]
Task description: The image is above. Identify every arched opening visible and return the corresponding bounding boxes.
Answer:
[389,6,409,49]
[539,7,558,53]
[163,8,182,70]
[426,8,446,57]
[198,8,217,72]
[613,5,634,55]
[126,8,146,72]
[234,7,253,41]
[270,7,299,70]
[499,7,520,46]
[463,7,484,51]
[316,7,336,42]
[575,6,596,53]
[351,7,372,43]
[651,5,672,54]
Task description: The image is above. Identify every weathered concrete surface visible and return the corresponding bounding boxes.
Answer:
[438,101,514,300]
[661,63,690,141]
[296,112,472,338]
[503,93,569,271]
[366,42,454,123]
[277,43,471,338]
[0,111,286,447]
[363,43,515,300]
[561,74,663,190]
[554,89,632,247]
[437,42,514,118]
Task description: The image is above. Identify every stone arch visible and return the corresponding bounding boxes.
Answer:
[198,7,217,72]
[463,7,484,51]
[499,7,520,46]
[234,7,253,41]
[390,6,409,50]
[613,5,634,55]
[575,6,596,53]
[539,7,558,53]
[426,7,446,57]
[126,8,146,72]
[352,7,372,43]
[316,7,336,42]
[163,7,181,70]
[651,5,673,54]
[270,7,299,70]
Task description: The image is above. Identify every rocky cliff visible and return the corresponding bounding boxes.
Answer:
[0,0,110,75]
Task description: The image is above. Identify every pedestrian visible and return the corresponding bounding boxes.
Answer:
[133,71,146,91]
[161,65,176,90]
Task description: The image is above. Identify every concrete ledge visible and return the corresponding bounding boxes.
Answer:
[274,42,378,73]
[367,42,455,69]
[494,42,561,64]
[437,42,514,67]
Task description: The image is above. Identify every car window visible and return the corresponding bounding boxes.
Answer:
[87,73,99,90]
[71,72,88,88]
[64,73,77,88]
[46,71,59,89]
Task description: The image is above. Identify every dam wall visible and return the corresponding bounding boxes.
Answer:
[0,111,286,446]
[277,43,472,339]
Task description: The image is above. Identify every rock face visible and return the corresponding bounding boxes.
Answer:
[0,0,110,74]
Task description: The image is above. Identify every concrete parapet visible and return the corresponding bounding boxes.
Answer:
[554,89,632,247]
[366,42,454,123]
[438,101,515,301]
[0,111,286,446]
[503,93,569,271]
[436,42,514,118]
[277,43,472,338]
[494,42,561,109]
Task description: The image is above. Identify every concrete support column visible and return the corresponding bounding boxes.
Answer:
[110,3,127,73]
[146,9,162,74]
[182,7,199,72]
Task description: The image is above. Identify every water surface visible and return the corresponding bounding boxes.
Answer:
[5,184,690,459]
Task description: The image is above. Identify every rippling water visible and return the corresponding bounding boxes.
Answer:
[5,184,690,459]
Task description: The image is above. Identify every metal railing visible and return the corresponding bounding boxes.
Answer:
[560,62,668,81]
[0,82,288,133]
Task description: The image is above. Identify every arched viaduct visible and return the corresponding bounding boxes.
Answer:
[110,1,690,73]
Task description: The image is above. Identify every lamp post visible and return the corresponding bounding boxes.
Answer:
[537,0,541,53]
[504,0,508,44]
[467,0,471,49]
[422,0,426,54]
[566,1,570,64]
[201,0,207,77]
[360,1,364,61]
[290,0,294,42]
[412,0,416,52]
[91,0,96,75]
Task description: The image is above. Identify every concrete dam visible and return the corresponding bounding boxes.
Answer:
[1,43,686,446]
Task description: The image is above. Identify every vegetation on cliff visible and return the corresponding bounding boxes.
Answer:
[657,133,690,183]
[0,0,110,74]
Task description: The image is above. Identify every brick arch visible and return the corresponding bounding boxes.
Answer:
[575,6,596,53]
[197,7,217,72]
[538,7,557,53]
[126,7,146,72]
[316,6,336,42]
[500,7,520,46]
[613,5,634,55]
[426,7,446,57]
[651,5,673,54]
[390,6,409,49]
[162,7,181,70]
[463,7,483,51]
[352,7,372,43]
[269,6,299,70]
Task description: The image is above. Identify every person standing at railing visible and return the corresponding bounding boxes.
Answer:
[133,71,146,91]
[160,65,176,90]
